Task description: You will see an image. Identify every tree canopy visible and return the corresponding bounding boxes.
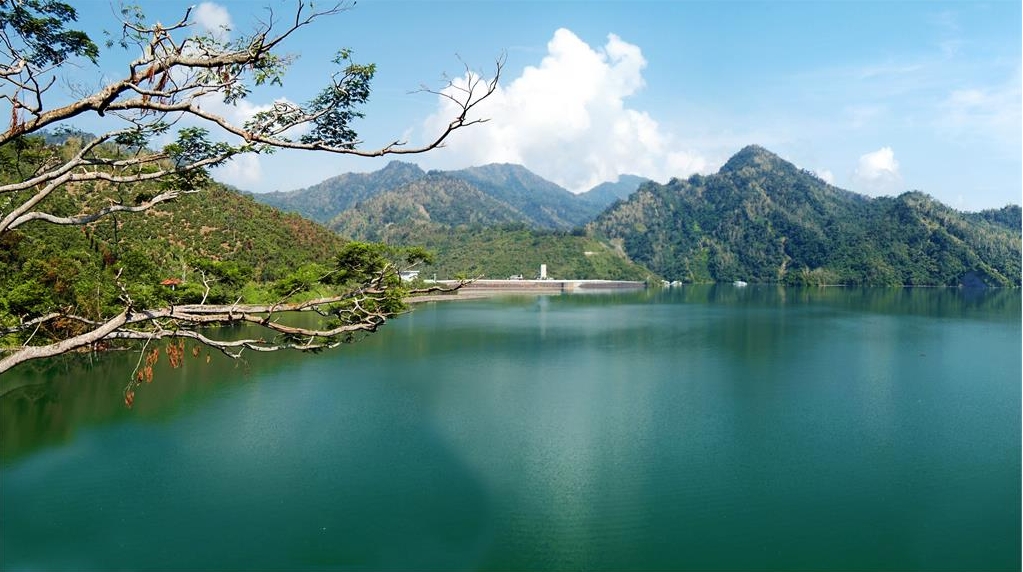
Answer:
[0,0,501,381]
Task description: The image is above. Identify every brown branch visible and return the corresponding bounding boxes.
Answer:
[0,310,129,373]
[0,2,501,376]
[5,190,190,229]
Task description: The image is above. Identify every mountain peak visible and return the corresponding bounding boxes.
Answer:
[379,160,424,176]
[720,145,791,174]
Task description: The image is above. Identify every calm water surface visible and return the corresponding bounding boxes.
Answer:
[2,286,1020,571]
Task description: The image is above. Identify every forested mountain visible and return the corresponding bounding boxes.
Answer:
[443,163,599,228]
[590,145,1021,287]
[329,175,651,280]
[327,174,530,241]
[577,174,651,209]
[1,181,349,322]
[0,133,355,324]
[255,161,426,224]
[969,204,1021,231]
[253,161,616,230]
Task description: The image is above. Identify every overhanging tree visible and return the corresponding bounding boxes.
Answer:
[0,0,501,377]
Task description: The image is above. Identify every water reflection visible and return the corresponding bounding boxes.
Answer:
[2,287,1017,465]
[1,340,331,463]
[1,287,1019,570]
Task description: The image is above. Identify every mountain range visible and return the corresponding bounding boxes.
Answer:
[253,146,1020,287]
[255,161,649,230]
[591,146,1020,286]
[13,132,1015,368]
[253,162,654,280]
[4,129,1019,315]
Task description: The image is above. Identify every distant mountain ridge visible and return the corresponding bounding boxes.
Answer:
[326,172,652,280]
[252,161,648,228]
[590,145,1020,287]
[255,161,426,224]
[578,174,652,208]
[441,163,596,228]
[249,146,1018,287]
[327,174,530,242]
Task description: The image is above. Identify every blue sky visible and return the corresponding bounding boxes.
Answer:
[64,1,1023,210]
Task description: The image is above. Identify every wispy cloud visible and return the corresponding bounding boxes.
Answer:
[936,68,1022,146]
[927,9,963,58]
[854,63,924,81]
[213,153,263,188]
[816,169,835,185]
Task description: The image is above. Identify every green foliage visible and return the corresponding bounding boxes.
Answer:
[162,128,235,190]
[0,133,58,183]
[0,0,99,67]
[299,50,375,148]
[970,204,1021,231]
[0,136,367,344]
[592,145,1021,287]
[339,223,651,281]
[272,262,331,297]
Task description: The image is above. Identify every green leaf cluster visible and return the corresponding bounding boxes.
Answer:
[0,0,98,67]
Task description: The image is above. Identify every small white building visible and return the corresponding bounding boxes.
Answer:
[540,264,548,280]
[399,270,420,282]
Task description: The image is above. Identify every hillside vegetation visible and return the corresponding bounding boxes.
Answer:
[253,161,648,230]
[444,163,600,228]
[0,135,358,335]
[328,176,653,281]
[253,161,426,224]
[590,146,1020,287]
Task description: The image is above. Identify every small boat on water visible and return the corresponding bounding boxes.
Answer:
[733,280,748,287]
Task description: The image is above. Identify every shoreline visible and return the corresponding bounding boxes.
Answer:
[407,279,647,303]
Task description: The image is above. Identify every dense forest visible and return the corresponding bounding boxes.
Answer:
[0,134,390,343]
[590,146,1021,287]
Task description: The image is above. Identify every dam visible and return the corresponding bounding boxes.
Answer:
[436,278,647,294]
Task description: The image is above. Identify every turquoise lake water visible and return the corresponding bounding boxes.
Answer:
[2,286,1020,570]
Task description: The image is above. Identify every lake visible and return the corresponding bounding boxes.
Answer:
[2,286,1020,571]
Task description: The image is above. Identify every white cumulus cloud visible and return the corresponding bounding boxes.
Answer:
[855,146,899,180]
[419,28,707,192]
[193,2,232,41]
[853,146,902,195]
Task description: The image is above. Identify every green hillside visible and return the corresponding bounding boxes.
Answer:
[369,224,653,282]
[444,163,599,229]
[590,145,1020,287]
[327,174,528,240]
[328,175,652,281]
[0,135,360,336]
[254,161,425,224]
